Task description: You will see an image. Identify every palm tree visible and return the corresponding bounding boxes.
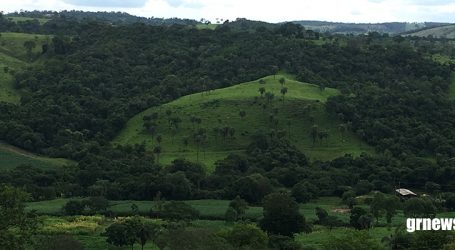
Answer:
[279,77,285,86]
[280,87,288,101]
[338,124,347,142]
[165,110,172,128]
[153,146,162,164]
[156,135,162,145]
[143,121,157,138]
[265,92,274,104]
[311,125,319,146]
[239,110,246,119]
[271,65,279,79]
[259,87,266,97]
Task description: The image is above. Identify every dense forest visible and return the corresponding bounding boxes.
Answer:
[2,11,455,249]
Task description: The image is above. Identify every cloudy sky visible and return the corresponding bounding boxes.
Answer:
[1,0,455,23]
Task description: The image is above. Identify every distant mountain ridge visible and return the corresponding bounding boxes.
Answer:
[404,24,455,38]
[292,20,451,34]
[5,10,199,26]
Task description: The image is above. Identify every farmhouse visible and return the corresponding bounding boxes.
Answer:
[395,188,417,199]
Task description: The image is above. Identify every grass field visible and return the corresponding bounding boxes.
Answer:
[195,23,218,30]
[407,24,455,39]
[114,75,373,169]
[0,32,50,103]
[29,196,455,249]
[449,74,455,100]
[0,32,50,60]
[0,142,73,170]
[25,197,388,223]
[0,52,23,103]
[7,16,50,24]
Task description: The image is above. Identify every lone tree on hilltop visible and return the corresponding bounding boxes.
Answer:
[271,65,279,79]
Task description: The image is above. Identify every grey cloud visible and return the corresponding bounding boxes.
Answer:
[62,0,148,8]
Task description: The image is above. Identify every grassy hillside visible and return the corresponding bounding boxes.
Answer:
[7,16,50,24]
[449,75,455,100]
[407,24,455,38]
[293,21,444,34]
[0,32,50,103]
[195,23,218,30]
[114,75,373,168]
[0,142,73,170]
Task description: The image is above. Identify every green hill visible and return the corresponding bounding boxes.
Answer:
[293,21,447,34]
[406,24,455,38]
[114,75,373,169]
[0,32,50,103]
[7,16,50,24]
[0,142,73,170]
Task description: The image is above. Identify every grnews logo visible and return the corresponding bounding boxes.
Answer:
[407,218,455,232]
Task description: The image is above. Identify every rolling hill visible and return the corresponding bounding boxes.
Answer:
[293,21,448,34]
[114,75,373,169]
[406,24,455,38]
[0,32,68,169]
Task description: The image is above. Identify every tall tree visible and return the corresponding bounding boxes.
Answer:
[23,40,36,61]
[258,87,266,97]
[260,191,309,236]
[280,87,288,101]
[0,186,37,250]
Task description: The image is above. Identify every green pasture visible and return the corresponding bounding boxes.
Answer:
[114,75,373,170]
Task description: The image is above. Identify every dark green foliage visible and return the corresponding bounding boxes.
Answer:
[230,173,274,203]
[403,198,436,218]
[222,224,269,250]
[291,181,319,203]
[410,231,454,250]
[260,191,309,236]
[62,200,85,216]
[350,207,367,230]
[35,235,84,250]
[224,195,249,222]
[158,227,233,250]
[269,235,303,250]
[105,222,130,247]
[0,186,37,250]
[324,230,383,250]
[315,207,328,222]
[160,201,199,221]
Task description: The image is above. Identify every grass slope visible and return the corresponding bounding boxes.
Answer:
[7,16,50,24]
[0,142,73,170]
[114,75,373,168]
[407,24,455,39]
[0,33,73,170]
[0,32,50,103]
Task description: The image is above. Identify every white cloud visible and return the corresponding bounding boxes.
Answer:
[1,0,454,23]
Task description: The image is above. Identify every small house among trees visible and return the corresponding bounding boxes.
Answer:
[395,188,417,200]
